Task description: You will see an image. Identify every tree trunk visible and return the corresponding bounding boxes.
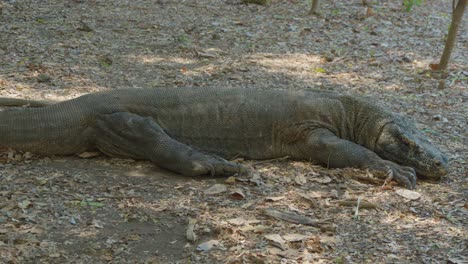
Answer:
[308,0,319,15]
[438,0,466,71]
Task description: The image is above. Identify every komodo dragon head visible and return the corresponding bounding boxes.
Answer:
[374,117,448,180]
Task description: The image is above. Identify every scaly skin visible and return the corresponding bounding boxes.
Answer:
[0,87,448,188]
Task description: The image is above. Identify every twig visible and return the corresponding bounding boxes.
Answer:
[262,208,325,227]
[96,196,141,199]
[382,168,394,188]
[349,174,385,185]
[353,197,362,220]
[336,200,377,209]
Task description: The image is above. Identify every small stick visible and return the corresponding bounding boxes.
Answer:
[353,197,362,219]
[262,209,325,227]
[336,200,377,209]
[382,167,394,188]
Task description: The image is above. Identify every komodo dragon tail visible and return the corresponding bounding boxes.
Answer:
[0,98,53,107]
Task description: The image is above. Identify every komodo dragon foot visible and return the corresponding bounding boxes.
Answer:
[298,128,418,189]
[94,112,246,177]
[369,160,417,189]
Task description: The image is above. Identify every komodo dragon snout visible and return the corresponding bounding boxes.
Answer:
[374,120,448,180]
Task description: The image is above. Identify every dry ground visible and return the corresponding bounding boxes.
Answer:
[0,0,466,263]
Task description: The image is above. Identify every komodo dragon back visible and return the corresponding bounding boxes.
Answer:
[0,87,449,189]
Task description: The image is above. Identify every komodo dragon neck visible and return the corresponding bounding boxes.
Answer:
[336,95,395,151]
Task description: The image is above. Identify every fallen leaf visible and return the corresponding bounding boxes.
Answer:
[186,218,197,242]
[306,191,324,198]
[309,176,332,184]
[264,234,287,250]
[448,256,468,264]
[265,196,285,202]
[230,188,245,200]
[197,51,218,58]
[128,234,141,241]
[204,184,227,195]
[249,173,264,186]
[17,200,31,209]
[197,240,219,252]
[396,189,421,200]
[282,233,309,242]
[239,225,269,233]
[278,248,301,259]
[225,176,237,184]
[91,219,104,229]
[294,174,307,185]
[262,209,322,227]
[227,217,261,226]
[314,67,327,73]
[80,201,104,207]
[152,204,168,212]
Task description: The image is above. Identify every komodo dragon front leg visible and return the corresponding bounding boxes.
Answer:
[295,129,417,189]
[93,112,245,176]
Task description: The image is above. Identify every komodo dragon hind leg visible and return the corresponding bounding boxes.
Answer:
[94,112,245,177]
[294,128,417,189]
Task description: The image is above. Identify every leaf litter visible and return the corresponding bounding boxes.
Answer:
[0,0,466,263]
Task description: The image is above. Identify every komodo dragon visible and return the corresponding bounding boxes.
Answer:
[0,87,448,189]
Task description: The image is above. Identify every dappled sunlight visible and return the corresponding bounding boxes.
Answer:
[129,54,197,66]
[380,210,464,235]
[0,74,105,101]
[0,0,465,262]
[248,53,322,75]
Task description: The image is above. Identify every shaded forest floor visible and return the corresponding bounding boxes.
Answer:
[0,0,466,263]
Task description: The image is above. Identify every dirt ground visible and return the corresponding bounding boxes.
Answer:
[0,0,466,263]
